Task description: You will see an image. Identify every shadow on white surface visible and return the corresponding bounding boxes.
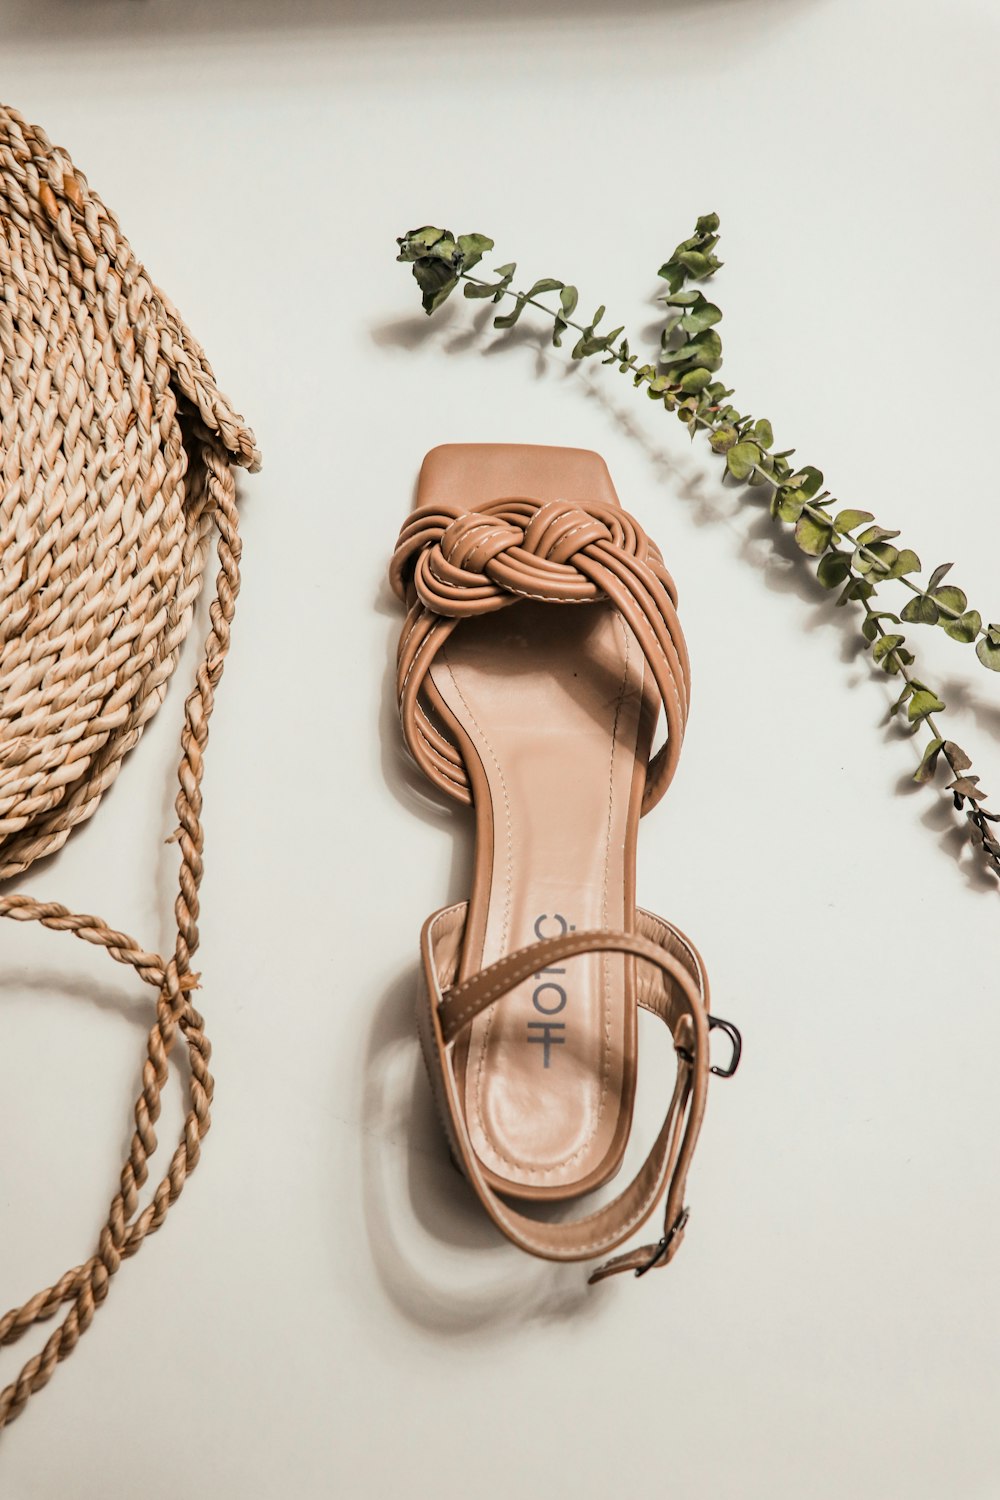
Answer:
[359,963,604,1333]
[0,966,151,1032]
[373,297,556,385]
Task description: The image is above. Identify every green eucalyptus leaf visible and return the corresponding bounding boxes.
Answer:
[901,594,940,625]
[914,737,945,784]
[658,265,685,295]
[679,295,723,334]
[405,225,448,252]
[942,608,982,644]
[423,280,459,313]
[456,232,495,271]
[788,466,824,498]
[680,367,713,393]
[794,513,834,556]
[889,549,922,578]
[681,329,723,371]
[934,584,968,614]
[836,577,873,607]
[890,683,913,716]
[658,344,695,367]
[817,553,851,589]
[677,250,712,277]
[560,286,579,318]
[709,425,739,454]
[927,562,954,593]
[409,256,458,307]
[873,633,905,666]
[976,634,1000,671]
[907,687,946,723]
[833,509,874,534]
[523,278,564,299]
[857,525,901,547]
[780,486,810,515]
[494,297,526,329]
[726,441,760,481]
[857,542,899,575]
[776,492,805,523]
[753,418,774,449]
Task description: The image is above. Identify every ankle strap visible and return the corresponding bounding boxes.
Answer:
[418,905,736,1282]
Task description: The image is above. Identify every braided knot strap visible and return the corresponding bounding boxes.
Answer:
[389,495,691,812]
[417,904,712,1282]
[0,104,258,1430]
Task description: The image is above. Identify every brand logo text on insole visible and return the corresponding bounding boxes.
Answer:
[527,912,575,1068]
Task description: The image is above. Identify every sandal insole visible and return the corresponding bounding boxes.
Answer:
[431,597,655,1196]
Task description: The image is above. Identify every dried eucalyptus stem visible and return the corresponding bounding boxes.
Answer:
[395,219,1000,881]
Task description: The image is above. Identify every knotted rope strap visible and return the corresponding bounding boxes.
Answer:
[0,104,259,1431]
[418,904,712,1279]
[389,495,691,812]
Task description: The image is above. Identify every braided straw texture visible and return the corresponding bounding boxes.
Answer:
[0,103,259,1431]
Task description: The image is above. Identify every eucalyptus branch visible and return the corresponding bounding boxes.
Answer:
[862,601,1000,878]
[395,222,1000,881]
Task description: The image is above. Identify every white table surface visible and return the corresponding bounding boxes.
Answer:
[3,1,1000,1494]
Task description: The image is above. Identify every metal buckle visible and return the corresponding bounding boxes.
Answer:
[708,1014,742,1078]
[634,1206,690,1278]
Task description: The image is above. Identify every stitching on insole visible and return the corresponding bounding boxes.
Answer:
[436,649,515,1164]
[594,613,631,1139]
[452,609,636,1181]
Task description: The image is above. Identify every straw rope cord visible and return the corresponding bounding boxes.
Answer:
[0,104,259,1431]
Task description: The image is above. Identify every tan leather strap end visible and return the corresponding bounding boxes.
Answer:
[587,1206,690,1284]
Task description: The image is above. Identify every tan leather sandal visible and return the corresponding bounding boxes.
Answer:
[389,443,740,1283]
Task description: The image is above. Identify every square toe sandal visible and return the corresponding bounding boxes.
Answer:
[389,443,740,1283]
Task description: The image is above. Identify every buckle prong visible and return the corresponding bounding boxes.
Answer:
[634,1206,690,1278]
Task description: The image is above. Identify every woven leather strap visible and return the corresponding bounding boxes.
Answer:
[418,904,712,1281]
[389,495,691,813]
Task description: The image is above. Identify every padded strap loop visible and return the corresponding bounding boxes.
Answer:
[418,905,715,1282]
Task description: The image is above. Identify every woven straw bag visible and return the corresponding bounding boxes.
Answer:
[0,104,259,1430]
